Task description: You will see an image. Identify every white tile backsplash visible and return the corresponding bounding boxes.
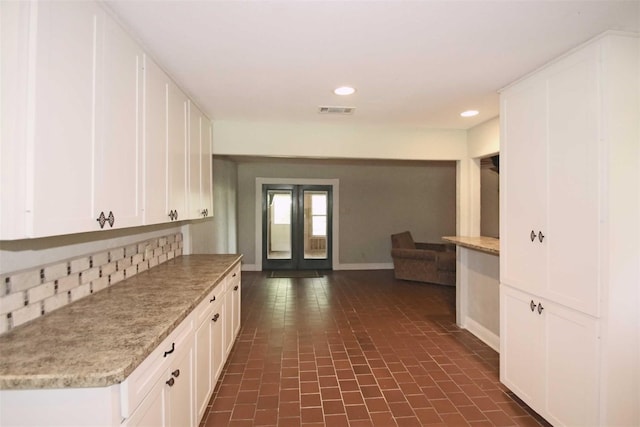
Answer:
[0,233,182,335]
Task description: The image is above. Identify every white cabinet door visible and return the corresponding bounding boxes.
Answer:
[188,102,203,220]
[187,101,212,220]
[499,78,547,296]
[194,316,212,423]
[500,285,544,411]
[200,117,213,217]
[223,287,234,358]
[166,344,194,427]
[231,273,241,339]
[94,14,143,230]
[544,299,599,426]
[123,378,167,427]
[545,46,601,316]
[500,285,599,426]
[1,1,32,239]
[167,80,188,222]
[29,1,101,237]
[142,55,169,225]
[211,303,225,382]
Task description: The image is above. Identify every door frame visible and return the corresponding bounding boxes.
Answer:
[255,178,339,271]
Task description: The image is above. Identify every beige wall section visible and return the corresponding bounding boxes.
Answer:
[236,159,456,269]
[187,157,238,255]
[212,120,467,160]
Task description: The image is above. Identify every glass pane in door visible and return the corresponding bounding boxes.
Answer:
[303,191,328,259]
[267,190,292,260]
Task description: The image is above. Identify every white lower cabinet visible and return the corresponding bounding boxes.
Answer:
[125,266,241,427]
[500,285,599,426]
[194,287,224,422]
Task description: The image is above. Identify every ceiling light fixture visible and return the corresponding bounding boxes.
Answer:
[334,86,356,96]
[460,110,479,117]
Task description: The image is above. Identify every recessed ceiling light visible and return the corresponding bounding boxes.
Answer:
[460,110,479,117]
[334,86,356,96]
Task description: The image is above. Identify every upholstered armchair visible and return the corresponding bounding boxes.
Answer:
[390,231,456,286]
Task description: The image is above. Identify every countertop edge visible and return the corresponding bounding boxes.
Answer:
[441,236,500,255]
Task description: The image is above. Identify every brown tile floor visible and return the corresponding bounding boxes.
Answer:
[199,270,550,427]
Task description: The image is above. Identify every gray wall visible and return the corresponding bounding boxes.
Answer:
[236,159,456,266]
[480,168,499,238]
[190,157,238,254]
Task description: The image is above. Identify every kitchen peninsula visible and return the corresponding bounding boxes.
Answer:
[443,235,500,351]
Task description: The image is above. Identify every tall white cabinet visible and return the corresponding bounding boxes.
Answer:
[499,32,639,426]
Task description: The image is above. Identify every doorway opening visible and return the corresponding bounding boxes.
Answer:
[262,184,332,270]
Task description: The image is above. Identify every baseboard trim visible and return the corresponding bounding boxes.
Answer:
[241,263,394,272]
[463,317,500,353]
[334,263,393,271]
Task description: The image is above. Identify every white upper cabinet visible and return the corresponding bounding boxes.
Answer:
[0,0,211,239]
[500,33,639,427]
[187,102,212,220]
[27,1,102,238]
[143,56,170,225]
[500,41,602,316]
[94,14,144,230]
[200,118,213,219]
[167,80,188,222]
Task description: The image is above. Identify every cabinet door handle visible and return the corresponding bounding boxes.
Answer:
[163,342,175,357]
[212,313,220,322]
[530,230,536,242]
[175,210,178,220]
[166,377,175,387]
[171,369,180,378]
[538,231,545,243]
[537,303,544,315]
[234,285,239,291]
[97,212,106,229]
[530,300,537,312]
[168,210,175,221]
[107,211,115,227]
[210,295,216,302]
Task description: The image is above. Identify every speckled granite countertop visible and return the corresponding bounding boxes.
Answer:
[441,236,500,255]
[0,254,241,390]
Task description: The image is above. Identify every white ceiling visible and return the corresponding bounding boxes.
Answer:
[105,0,639,130]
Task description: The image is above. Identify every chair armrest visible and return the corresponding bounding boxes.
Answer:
[391,248,437,261]
[416,242,446,251]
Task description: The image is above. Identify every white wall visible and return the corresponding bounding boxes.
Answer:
[213,120,467,160]
[0,223,182,275]
[456,117,500,349]
[188,157,238,255]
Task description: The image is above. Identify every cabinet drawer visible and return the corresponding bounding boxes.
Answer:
[195,284,223,325]
[120,313,194,419]
[226,263,241,292]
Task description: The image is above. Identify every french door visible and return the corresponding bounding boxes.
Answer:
[262,184,332,270]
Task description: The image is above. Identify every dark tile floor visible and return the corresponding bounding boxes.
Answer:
[199,270,549,427]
